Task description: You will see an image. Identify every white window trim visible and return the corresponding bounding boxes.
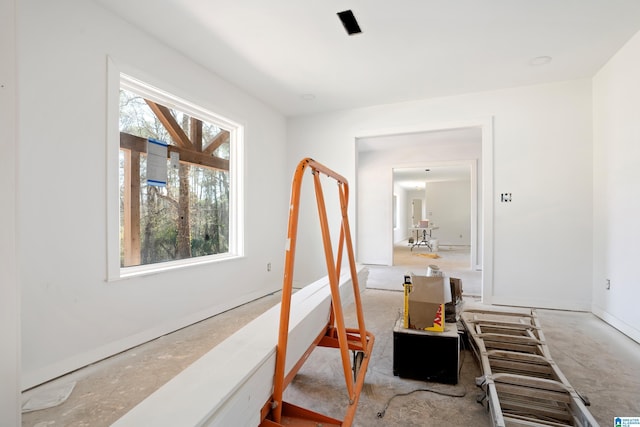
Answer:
[106,58,244,281]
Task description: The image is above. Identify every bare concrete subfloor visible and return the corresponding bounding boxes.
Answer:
[22,287,640,426]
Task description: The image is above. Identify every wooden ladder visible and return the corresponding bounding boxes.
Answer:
[461,308,599,427]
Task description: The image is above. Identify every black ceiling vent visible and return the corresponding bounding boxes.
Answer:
[337,10,362,35]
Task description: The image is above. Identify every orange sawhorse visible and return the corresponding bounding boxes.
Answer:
[259,158,374,427]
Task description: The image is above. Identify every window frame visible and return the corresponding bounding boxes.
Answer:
[107,62,244,281]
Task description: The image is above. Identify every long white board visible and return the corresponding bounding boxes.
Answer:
[112,267,367,427]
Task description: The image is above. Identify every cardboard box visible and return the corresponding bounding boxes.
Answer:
[408,275,445,332]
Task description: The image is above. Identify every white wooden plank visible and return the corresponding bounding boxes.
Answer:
[112,267,367,427]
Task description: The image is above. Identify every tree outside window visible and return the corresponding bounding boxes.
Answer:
[119,87,232,268]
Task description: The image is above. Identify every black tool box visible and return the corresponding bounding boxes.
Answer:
[392,319,460,384]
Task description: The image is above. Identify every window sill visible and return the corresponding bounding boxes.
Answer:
[110,253,243,282]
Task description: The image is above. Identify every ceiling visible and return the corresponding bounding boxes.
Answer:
[394,164,471,190]
[95,0,640,117]
[358,127,481,152]
[358,127,480,188]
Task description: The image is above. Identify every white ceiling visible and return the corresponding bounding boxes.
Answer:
[394,164,471,190]
[95,0,640,117]
[358,127,480,188]
[358,127,481,152]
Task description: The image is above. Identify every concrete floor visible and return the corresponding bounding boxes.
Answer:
[282,291,491,427]
[21,246,640,426]
[283,291,640,426]
[20,291,284,426]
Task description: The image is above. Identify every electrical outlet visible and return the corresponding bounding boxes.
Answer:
[500,193,512,202]
[606,279,610,290]
[267,262,272,272]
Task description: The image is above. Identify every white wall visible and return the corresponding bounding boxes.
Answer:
[406,190,425,228]
[356,150,393,265]
[1,0,20,423]
[18,0,288,388]
[425,180,471,245]
[393,185,409,244]
[592,30,640,343]
[288,79,593,311]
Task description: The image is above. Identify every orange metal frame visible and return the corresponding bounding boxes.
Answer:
[259,158,375,427]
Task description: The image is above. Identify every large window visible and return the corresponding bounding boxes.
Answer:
[117,74,242,272]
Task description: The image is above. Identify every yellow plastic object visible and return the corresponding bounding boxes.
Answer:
[403,275,411,329]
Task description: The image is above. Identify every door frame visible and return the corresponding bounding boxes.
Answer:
[354,117,494,304]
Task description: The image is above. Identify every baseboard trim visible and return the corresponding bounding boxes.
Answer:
[591,306,640,345]
[489,295,590,312]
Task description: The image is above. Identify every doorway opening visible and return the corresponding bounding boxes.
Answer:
[411,198,423,228]
[355,121,492,299]
[392,163,479,295]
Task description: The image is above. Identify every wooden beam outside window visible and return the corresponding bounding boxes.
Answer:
[122,149,141,267]
[203,130,230,156]
[144,99,195,150]
[190,117,203,152]
[120,132,229,171]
